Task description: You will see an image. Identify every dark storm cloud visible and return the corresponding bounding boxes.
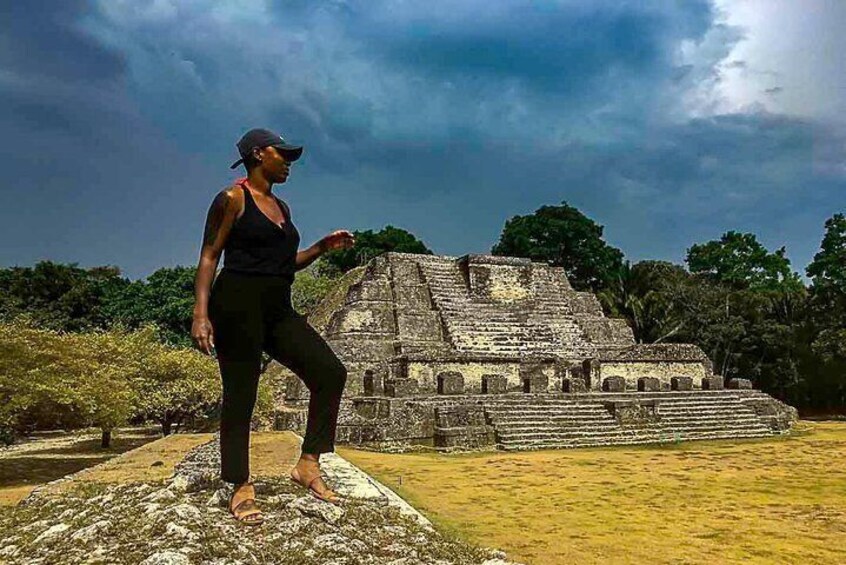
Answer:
[0,0,125,83]
[343,2,713,96]
[0,0,127,139]
[1,0,843,280]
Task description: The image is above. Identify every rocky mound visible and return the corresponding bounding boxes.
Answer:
[0,436,521,565]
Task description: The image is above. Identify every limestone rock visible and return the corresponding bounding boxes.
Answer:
[139,550,192,565]
[33,522,69,544]
[287,495,346,525]
[671,376,693,391]
[728,378,753,390]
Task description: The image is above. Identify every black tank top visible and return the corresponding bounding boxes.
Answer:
[221,178,300,283]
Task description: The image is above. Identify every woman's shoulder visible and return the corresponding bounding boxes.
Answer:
[213,182,246,205]
[205,184,246,226]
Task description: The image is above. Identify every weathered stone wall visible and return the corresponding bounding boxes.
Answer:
[407,361,525,394]
[599,361,709,390]
[468,263,532,304]
[327,304,396,336]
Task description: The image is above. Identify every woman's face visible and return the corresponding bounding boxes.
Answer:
[258,146,292,183]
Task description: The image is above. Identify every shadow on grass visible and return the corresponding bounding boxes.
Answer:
[0,456,115,488]
[0,430,162,489]
[33,433,158,457]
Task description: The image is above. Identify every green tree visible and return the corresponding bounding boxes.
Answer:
[806,213,846,294]
[104,266,197,348]
[0,318,138,447]
[803,213,846,411]
[491,201,624,292]
[0,317,84,442]
[0,261,129,332]
[320,226,433,275]
[126,324,222,436]
[598,260,690,343]
[62,327,139,447]
[686,231,803,292]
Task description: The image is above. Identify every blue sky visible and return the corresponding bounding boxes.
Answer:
[2,0,844,281]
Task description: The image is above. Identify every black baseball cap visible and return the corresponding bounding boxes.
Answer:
[229,128,303,169]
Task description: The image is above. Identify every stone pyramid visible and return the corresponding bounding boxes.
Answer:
[276,252,797,451]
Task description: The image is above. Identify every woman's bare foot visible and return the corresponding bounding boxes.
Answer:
[229,482,264,525]
[289,455,341,504]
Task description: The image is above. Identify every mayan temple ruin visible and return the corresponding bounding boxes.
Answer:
[275,252,798,451]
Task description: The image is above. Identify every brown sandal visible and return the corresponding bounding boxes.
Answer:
[229,486,265,525]
[289,466,342,505]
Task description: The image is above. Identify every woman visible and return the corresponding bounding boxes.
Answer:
[192,128,355,525]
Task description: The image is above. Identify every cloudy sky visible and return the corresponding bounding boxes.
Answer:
[2,0,844,281]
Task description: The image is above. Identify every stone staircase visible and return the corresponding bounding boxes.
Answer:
[526,266,600,358]
[417,259,598,357]
[479,391,779,450]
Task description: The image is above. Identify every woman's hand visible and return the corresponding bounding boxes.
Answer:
[319,230,355,252]
[192,315,216,356]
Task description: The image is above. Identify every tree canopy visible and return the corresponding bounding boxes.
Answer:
[686,231,803,292]
[320,225,433,275]
[2,208,844,419]
[491,201,624,292]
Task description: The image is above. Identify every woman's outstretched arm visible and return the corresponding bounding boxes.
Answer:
[295,230,356,272]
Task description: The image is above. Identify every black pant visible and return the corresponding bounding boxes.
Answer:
[208,268,348,484]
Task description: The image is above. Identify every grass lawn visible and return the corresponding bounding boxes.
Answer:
[336,421,846,565]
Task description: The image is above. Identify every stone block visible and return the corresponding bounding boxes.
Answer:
[397,311,443,341]
[362,370,376,396]
[326,337,397,360]
[436,371,465,395]
[522,374,548,393]
[605,400,660,426]
[568,365,585,380]
[359,426,383,443]
[602,376,626,392]
[393,285,433,309]
[391,259,423,284]
[335,425,360,444]
[637,377,661,392]
[274,408,306,432]
[433,425,495,449]
[741,397,798,432]
[326,304,396,336]
[285,375,309,400]
[582,358,601,389]
[434,405,486,427]
[562,377,587,393]
[671,376,693,391]
[727,378,753,390]
[578,318,636,345]
[701,376,725,390]
[384,378,418,397]
[346,280,392,302]
[481,374,507,394]
[352,398,391,420]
